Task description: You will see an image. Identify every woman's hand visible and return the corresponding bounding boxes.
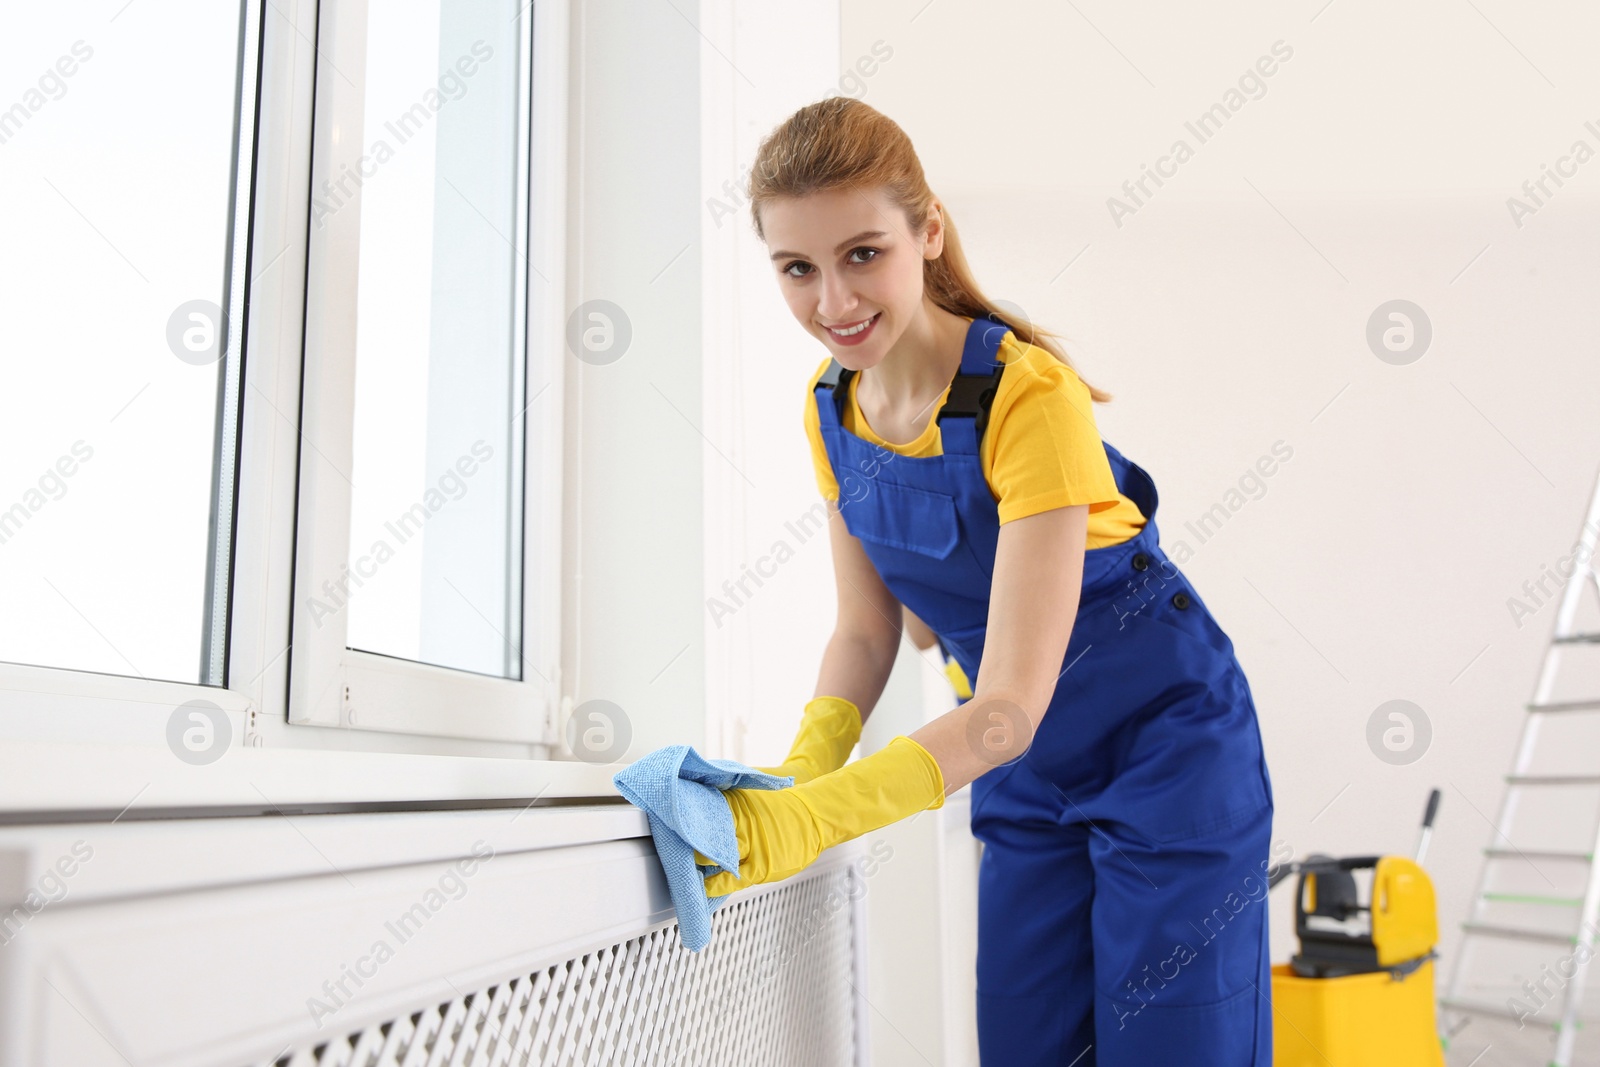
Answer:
[702,786,824,895]
[699,735,946,898]
[753,695,863,784]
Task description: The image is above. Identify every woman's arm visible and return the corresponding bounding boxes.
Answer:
[811,498,903,724]
[908,503,1088,795]
[700,502,1089,896]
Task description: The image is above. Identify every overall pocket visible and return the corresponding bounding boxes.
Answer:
[841,480,994,634]
[842,479,961,559]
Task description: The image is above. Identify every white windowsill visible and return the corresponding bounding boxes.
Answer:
[0,739,624,821]
[0,801,649,909]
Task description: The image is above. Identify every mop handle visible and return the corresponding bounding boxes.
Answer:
[1413,788,1441,866]
[1267,788,1443,891]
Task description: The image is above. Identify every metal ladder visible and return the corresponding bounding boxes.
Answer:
[1440,465,1600,1066]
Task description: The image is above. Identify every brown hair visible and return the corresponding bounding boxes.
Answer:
[747,96,1110,403]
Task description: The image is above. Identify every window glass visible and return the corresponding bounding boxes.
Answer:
[0,4,250,684]
[340,0,527,678]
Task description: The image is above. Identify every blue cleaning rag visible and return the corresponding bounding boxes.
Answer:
[612,745,792,952]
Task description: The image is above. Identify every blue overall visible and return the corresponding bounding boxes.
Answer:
[814,317,1275,1066]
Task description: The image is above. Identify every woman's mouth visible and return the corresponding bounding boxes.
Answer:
[824,312,881,346]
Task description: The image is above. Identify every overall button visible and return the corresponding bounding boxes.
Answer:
[1131,552,1150,571]
[1172,592,1192,610]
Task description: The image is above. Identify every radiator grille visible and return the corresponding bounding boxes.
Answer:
[256,865,860,1067]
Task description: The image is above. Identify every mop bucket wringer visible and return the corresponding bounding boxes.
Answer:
[1270,790,1447,1066]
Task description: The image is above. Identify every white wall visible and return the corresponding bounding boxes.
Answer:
[562,0,709,755]
[697,3,853,766]
[833,1,1600,1061]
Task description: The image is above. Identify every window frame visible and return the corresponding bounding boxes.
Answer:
[0,0,577,810]
[0,0,264,725]
[287,0,565,744]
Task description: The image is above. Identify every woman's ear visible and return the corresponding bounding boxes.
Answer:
[922,202,947,260]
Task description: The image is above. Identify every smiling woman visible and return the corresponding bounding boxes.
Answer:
[642,95,1279,1066]
[762,190,974,402]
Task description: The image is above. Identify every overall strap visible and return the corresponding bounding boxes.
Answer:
[938,315,1011,444]
[814,315,1011,453]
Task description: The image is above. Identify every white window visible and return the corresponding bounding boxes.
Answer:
[0,0,571,782]
[291,0,559,742]
[0,4,254,687]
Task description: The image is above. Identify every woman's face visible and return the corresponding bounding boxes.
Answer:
[760,185,941,370]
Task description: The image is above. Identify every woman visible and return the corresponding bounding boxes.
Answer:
[702,97,1275,1066]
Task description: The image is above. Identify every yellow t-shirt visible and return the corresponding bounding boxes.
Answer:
[803,326,1147,549]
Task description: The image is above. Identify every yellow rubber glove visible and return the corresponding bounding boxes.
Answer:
[752,695,863,784]
[943,656,973,700]
[700,735,945,897]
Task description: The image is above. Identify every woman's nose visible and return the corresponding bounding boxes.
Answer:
[815,271,857,321]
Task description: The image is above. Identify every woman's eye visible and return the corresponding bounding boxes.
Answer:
[848,247,879,265]
[783,261,813,279]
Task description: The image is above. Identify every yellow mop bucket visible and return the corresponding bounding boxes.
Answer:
[1270,791,1447,1066]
